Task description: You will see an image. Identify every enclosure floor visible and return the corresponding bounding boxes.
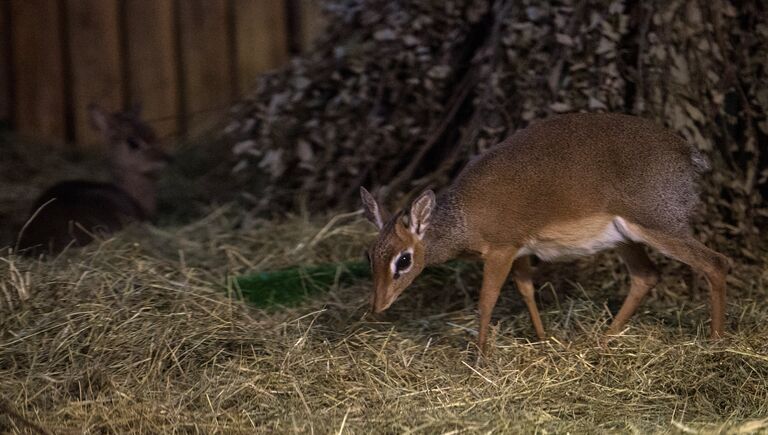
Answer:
[1,211,767,433]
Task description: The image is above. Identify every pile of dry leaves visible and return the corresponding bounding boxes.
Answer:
[225,0,767,246]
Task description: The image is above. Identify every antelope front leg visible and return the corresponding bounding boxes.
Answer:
[477,250,516,355]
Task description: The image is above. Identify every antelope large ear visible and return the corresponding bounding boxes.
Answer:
[360,186,385,230]
[409,190,435,238]
[87,103,113,136]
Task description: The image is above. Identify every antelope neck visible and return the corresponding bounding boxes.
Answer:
[113,168,156,217]
[423,191,467,265]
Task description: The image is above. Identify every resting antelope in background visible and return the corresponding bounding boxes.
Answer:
[361,112,730,354]
[16,104,171,255]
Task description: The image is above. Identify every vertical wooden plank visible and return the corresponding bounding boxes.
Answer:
[233,0,289,93]
[298,0,325,52]
[178,0,232,134]
[67,0,123,148]
[124,0,178,138]
[0,1,11,126]
[10,0,66,141]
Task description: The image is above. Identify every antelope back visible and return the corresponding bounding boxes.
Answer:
[452,113,706,241]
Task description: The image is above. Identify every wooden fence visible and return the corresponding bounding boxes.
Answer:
[0,0,325,149]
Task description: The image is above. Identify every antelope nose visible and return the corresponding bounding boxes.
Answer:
[372,291,394,314]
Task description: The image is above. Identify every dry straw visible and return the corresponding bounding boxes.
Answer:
[1,208,766,433]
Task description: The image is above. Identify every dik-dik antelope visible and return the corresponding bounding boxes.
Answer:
[361,113,730,353]
[16,104,171,255]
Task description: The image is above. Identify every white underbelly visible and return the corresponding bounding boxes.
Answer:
[516,216,632,262]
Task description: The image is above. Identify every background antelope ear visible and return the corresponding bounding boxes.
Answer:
[87,103,114,137]
[360,186,386,230]
[409,190,435,238]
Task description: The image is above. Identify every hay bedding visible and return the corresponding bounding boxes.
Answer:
[1,209,767,433]
[1,0,767,429]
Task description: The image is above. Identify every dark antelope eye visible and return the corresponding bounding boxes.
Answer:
[395,252,412,272]
[126,138,141,150]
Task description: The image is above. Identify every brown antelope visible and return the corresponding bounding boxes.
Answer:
[361,112,730,353]
[16,104,171,255]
